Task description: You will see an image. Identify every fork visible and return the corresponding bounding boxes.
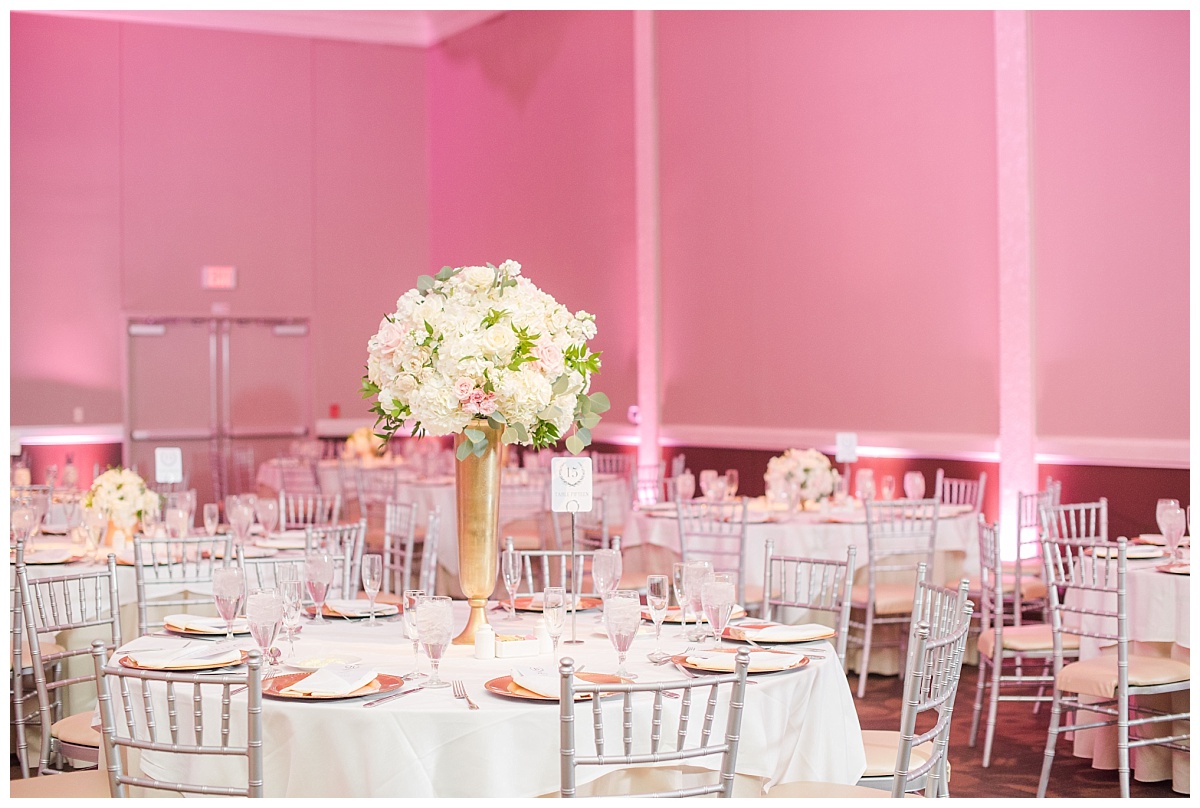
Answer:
[451,679,479,710]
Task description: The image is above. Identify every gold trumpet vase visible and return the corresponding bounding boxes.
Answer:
[452,421,505,645]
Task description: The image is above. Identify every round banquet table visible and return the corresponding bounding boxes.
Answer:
[1065,552,1190,794]
[120,601,866,797]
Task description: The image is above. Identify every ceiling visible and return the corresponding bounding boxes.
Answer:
[30,10,507,48]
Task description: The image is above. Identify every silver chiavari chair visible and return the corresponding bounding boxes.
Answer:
[304,519,366,598]
[382,499,441,597]
[132,535,234,638]
[278,490,341,528]
[933,468,987,514]
[676,498,752,608]
[558,649,752,798]
[760,541,856,667]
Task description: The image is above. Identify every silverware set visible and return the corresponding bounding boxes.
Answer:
[451,679,479,710]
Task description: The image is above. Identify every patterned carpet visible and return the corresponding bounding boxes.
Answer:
[852,663,1187,798]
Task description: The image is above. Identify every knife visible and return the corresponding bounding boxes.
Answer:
[363,684,425,708]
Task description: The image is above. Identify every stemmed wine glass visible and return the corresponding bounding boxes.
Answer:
[646,574,670,663]
[203,503,221,537]
[880,474,896,501]
[166,506,189,539]
[605,590,642,679]
[415,595,453,689]
[402,589,427,680]
[1156,499,1180,537]
[279,578,304,658]
[361,553,383,627]
[182,489,198,531]
[500,541,522,621]
[671,561,691,638]
[1159,505,1187,565]
[591,548,622,623]
[855,469,875,502]
[11,507,35,550]
[698,470,718,501]
[543,587,567,662]
[212,566,246,642]
[246,589,282,678]
[84,506,107,560]
[230,501,255,548]
[303,553,334,624]
[724,469,739,500]
[903,471,926,500]
[675,471,696,501]
[701,572,736,649]
[256,498,279,536]
[684,560,713,642]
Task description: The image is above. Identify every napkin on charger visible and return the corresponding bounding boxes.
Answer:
[684,649,805,672]
[164,613,249,633]
[122,638,243,669]
[323,599,396,617]
[511,666,591,698]
[280,663,378,696]
[741,623,833,642]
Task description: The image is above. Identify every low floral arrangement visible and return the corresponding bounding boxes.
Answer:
[83,467,159,528]
[363,259,608,459]
[344,426,388,459]
[764,448,840,504]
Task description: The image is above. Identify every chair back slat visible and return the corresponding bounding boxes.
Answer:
[676,499,750,605]
[761,541,856,666]
[133,536,234,637]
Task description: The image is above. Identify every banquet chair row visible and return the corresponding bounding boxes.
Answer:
[382,499,442,596]
[760,542,856,667]
[11,641,266,798]
[278,489,342,528]
[513,540,618,598]
[934,468,986,514]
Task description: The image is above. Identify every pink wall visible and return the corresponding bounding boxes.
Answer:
[1031,11,1190,442]
[657,11,1000,436]
[10,14,431,427]
[426,11,639,427]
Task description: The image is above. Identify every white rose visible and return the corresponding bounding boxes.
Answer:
[481,325,518,360]
[498,259,521,276]
[462,265,495,289]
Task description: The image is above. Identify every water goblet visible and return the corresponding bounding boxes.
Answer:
[675,471,696,501]
[141,497,163,537]
[203,503,221,537]
[246,589,283,678]
[543,586,567,661]
[84,506,107,559]
[29,493,49,537]
[415,595,453,688]
[724,469,739,499]
[256,498,279,536]
[11,507,35,550]
[671,561,691,638]
[903,471,926,500]
[166,507,189,539]
[701,573,736,649]
[1160,506,1187,564]
[230,502,255,547]
[591,548,622,623]
[303,553,334,624]
[855,469,875,502]
[605,590,642,679]
[402,589,428,680]
[646,574,670,663]
[880,474,896,501]
[698,470,718,500]
[683,560,714,642]
[361,553,383,627]
[500,543,522,621]
[182,489,198,529]
[279,578,304,658]
[212,566,246,641]
[1156,499,1180,537]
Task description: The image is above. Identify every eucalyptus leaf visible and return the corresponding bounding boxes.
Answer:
[552,375,570,395]
[455,441,473,461]
[588,392,611,414]
[565,434,585,455]
[581,412,602,429]
[501,430,520,444]
[464,428,485,445]
[417,275,435,294]
[576,427,591,446]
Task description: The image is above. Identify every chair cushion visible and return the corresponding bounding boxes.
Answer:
[766,780,923,798]
[13,640,66,670]
[1057,654,1191,699]
[51,711,101,748]
[967,575,1047,600]
[976,623,1079,659]
[851,583,917,616]
[9,769,110,798]
[500,518,542,550]
[860,729,936,777]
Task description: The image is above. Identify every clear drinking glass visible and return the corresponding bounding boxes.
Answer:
[646,574,670,663]
[212,567,246,641]
[141,497,163,537]
[500,544,522,621]
[415,595,453,688]
[246,590,282,677]
[230,502,255,547]
[183,489,198,529]
[880,474,896,501]
[671,561,690,638]
[84,506,107,559]
[724,469,739,499]
[303,553,335,624]
[855,469,875,502]
[1160,506,1187,564]
[543,586,567,661]
[166,507,189,539]
[11,507,35,549]
[361,553,383,627]
[591,548,622,623]
[684,560,714,642]
[256,498,279,536]
[903,471,926,500]
[698,470,718,500]
[605,590,642,679]
[675,471,696,501]
[1156,499,1180,537]
[402,589,427,680]
[203,503,221,537]
[701,573,736,649]
[279,579,304,658]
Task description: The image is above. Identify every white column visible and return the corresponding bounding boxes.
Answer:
[995,11,1038,559]
[633,10,661,470]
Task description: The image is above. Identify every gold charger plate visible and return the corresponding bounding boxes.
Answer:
[19,551,84,565]
[721,623,835,644]
[304,603,400,619]
[483,672,629,702]
[262,672,403,701]
[163,618,250,637]
[1155,563,1190,575]
[671,648,808,675]
[118,649,249,672]
[510,596,602,613]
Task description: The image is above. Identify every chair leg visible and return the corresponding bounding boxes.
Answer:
[1117,691,1130,799]
[1037,690,1065,798]
[969,654,986,747]
[982,652,1003,768]
[857,610,875,699]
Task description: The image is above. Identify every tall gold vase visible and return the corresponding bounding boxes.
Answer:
[452,421,504,645]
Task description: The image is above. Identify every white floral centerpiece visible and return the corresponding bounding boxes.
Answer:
[83,467,159,531]
[362,259,608,457]
[764,449,840,507]
[344,426,388,460]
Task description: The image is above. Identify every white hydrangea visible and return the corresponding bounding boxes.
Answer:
[84,468,159,528]
[765,449,840,503]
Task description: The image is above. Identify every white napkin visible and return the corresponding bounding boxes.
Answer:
[324,599,397,617]
[280,663,378,696]
[24,549,77,564]
[685,650,805,672]
[163,614,249,633]
[742,623,834,642]
[1090,545,1164,559]
[511,666,564,698]
[123,640,243,669]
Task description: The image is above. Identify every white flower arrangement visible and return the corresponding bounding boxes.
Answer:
[363,260,608,459]
[83,467,159,528]
[765,448,840,504]
[344,426,387,459]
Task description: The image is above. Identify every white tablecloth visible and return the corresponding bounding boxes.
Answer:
[125,602,866,797]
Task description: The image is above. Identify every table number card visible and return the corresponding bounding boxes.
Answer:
[551,456,593,513]
[835,433,858,464]
[155,447,184,484]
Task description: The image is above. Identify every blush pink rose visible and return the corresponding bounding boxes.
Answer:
[453,377,474,401]
[531,343,563,374]
[377,321,406,357]
[465,390,498,416]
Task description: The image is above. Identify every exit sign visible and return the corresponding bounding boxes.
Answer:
[202,265,237,290]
